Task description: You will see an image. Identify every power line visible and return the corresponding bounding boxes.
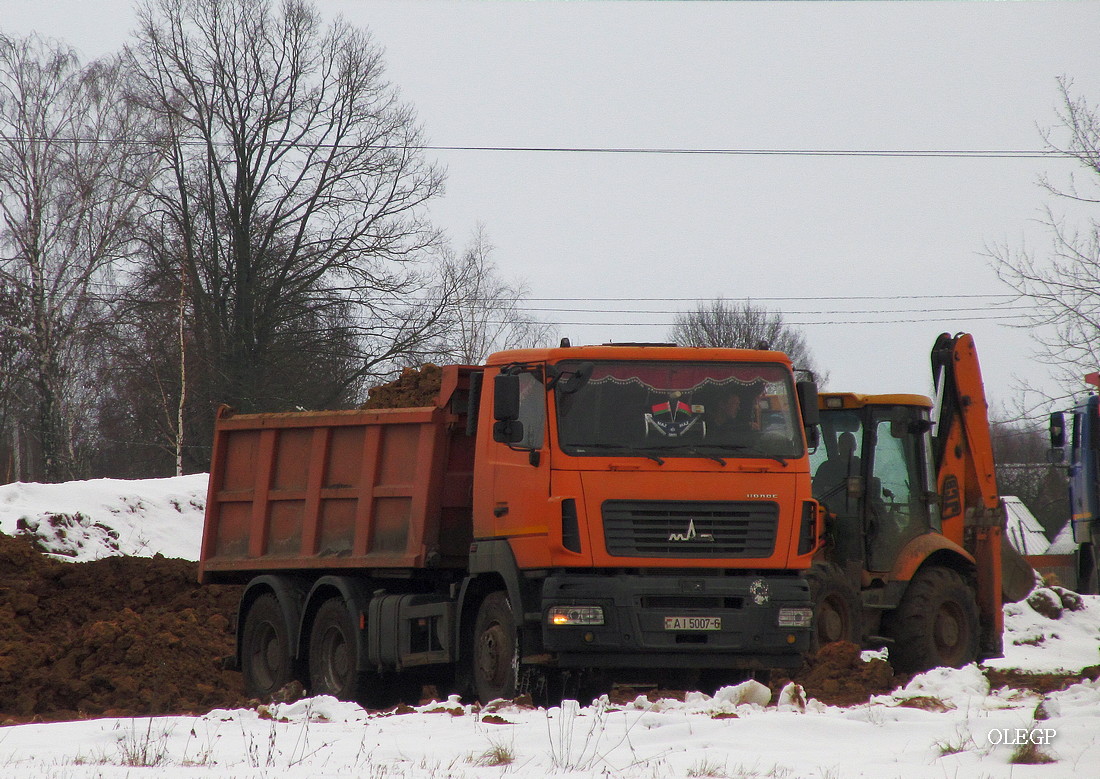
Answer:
[426,145,1072,160]
[521,294,1016,302]
[0,134,1079,159]
[70,283,1036,324]
[522,305,1035,316]
[534,313,1031,327]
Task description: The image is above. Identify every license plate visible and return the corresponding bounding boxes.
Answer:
[664,616,721,631]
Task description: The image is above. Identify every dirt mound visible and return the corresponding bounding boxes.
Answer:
[984,665,1100,695]
[361,364,443,409]
[0,533,247,723]
[774,641,898,707]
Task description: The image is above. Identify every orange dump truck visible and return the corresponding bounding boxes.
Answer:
[199,344,823,704]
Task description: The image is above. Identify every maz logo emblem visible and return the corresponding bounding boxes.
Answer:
[668,519,715,542]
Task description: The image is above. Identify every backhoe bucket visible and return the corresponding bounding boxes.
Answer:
[1001,535,1039,602]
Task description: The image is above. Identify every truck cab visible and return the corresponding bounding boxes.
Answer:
[470,345,822,697]
[811,393,941,575]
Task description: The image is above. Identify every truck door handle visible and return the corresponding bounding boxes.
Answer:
[494,504,509,517]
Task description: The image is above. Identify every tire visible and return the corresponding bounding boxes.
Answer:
[308,597,366,702]
[806,562,862,650]
[885,566,979,673]
[472,591,518,703]
[241,593,294,699]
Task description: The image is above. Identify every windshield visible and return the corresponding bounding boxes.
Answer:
[555,360,803,459]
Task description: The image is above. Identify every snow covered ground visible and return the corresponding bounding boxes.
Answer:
[0,475,207,562]
[2,476,1099,778]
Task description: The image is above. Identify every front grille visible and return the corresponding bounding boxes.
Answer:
[603,500,778,558]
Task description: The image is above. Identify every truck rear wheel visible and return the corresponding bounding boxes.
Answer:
[806,562,862,650]
[473,591,518,703]
[241,593,294,699]
[886,566,979,672]
[309,597,366,702]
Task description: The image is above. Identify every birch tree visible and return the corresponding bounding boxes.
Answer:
[0,34,152,481]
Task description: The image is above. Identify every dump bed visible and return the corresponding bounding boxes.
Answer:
[199,367,477,584]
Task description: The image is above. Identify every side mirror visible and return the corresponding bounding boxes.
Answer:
[1049,411,1065,448]
[796,380,819,449]
[796,381,819,427]
[493,419,525,444]
[494,373,520,421]
[492,373,525,444]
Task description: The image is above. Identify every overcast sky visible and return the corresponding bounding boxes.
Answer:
[3,0,1099,415]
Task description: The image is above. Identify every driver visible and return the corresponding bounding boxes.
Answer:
[708,383,763,440]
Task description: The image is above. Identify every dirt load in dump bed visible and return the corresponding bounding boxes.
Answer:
[360,364,443,409]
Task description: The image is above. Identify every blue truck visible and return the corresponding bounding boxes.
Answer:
[1049,373,1100,594]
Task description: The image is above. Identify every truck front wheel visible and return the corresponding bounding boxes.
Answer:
[309,597,365,702]
[885,566,979,672]
[241,593,294,699]
[806,562,862,650]
[472,591,518,703]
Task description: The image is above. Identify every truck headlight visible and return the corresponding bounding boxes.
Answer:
[548,606,604,626]
[777,607,813,628]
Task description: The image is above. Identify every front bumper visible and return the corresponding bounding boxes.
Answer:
[539,572,812,669]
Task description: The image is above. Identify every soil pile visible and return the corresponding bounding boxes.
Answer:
[774,641,898,707]
[361,364,443,409]
[0,533,246,723]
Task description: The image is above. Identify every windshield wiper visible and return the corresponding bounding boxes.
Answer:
[648,444,727,465]
[687,443,791,467]
[729,445,788,466]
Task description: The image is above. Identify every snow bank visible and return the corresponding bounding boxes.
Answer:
[0,474,208,561]
[986,585,1100,673]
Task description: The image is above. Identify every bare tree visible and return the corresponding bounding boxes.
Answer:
[990,76,1100,398]
[427,226,557,364]
[0,276,29,480]
[669,298,828,383]
[125,0,449,426]
[0,34,153,481]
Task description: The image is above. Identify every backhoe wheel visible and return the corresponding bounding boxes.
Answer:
[309,597,367,702]
[241,593,294,699]
[885,566,979,673]
[806,562,862,650]
[472,591,518,703]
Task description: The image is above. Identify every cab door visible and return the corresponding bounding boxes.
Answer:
[477,369,553,548]
[865,407,936,572]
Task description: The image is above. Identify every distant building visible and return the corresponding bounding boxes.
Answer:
[1046,520,1077,555]
[1003,496,1051,555]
